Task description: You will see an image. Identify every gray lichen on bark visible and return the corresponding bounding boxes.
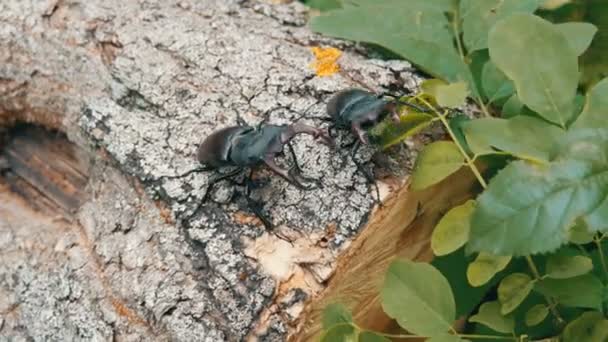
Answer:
[0,0,424,340]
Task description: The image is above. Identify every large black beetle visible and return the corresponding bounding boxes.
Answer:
[184,122,333,228]
[323,88,427,202]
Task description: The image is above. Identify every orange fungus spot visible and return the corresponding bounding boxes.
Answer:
[309,46,342,76]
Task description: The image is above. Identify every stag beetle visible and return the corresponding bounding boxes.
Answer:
[322,88,427,202]
[181,121,333,229]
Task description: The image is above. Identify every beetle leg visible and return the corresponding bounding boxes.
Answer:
[287,143,323,186]
[287,142,304,174]
[244,170,273,230]
[202,168,244,203]
[350,122,369,145]
[263,155,315,190]
[350,141,382,206]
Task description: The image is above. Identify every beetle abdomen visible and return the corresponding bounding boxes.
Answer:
[327,89,372,122]
[327,88,389,128]
[197,126,252,167]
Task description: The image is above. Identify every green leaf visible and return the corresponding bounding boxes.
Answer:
[410,141,464,191]
[572,78,608,129]
[546,254,593,279]
[468,159,608,256]
[555,128,608,169]
[436,82,469,108]
[321,324,357,342]
[481,60,514,104]
[305,0,341,11]
[553,129,608,233]
[381,260,455,336]
[310,5,476,95]
[372,112,434,149]
[536,274,603,309]
[462,116,565,163]
[501,94,524,118]
[323,303,353,329]
[348,0,457,11]
[433,249,498,318]
[556,22,598,56]
[448,114,473,156]
[524,304,549,326]
[467,252,512,287]
[358,331,391,342]
[468,301,514,333]
[568,220,595,244]
[421,79,448,99]
[421,80,469,107]
[460,0,542,52]
[488,13,579,126]
[431,200,476,256]
[562,311,608,342]
[497,273,534,315]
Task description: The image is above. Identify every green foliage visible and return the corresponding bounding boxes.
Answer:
[309,0,608,340]
[410,141,464,190]
[488,14,579,127]
[562,311,608,342]
[572,78,608,129]
[545,254,593,279]
[481,60,514,104]
[556,22,598,56]
[323,303,353,329]
[370,112,434,149]
[431,200,475,256]
[468,158,608,256]
[381,260,455,336]
[310,2,476,95]
[427,334,469,342]
[357,331,391,342]
[468,301,514,333]
[524,304,549,327]
[432,249,499,318]
[501,94,524,118]
[467,252,511,287]
[536,274,604,310]
[420,80,469,108]
[462,115,564,162]
[567,220,596,244]
[460,0,542,53]
[498,273,534,314]
[320,324,357,342]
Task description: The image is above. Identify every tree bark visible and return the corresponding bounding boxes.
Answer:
[0,0,448,341]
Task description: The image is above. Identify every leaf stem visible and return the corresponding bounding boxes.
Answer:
[416,95,488,189]
[451,7,465,64]
[474,95,492,118]
[594,237,608,282]
[439,111,488,189]
[525,256,564,324]
[459,334,517,341]
[377,331,516,340]
[450,6,491,118]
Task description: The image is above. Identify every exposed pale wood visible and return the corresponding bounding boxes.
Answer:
[2,125,89,217]
[292,167,479,341]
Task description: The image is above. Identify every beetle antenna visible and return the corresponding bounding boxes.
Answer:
[379,91,432,113]
[163,165,214,179]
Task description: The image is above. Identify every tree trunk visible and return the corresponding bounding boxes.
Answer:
[0,1,476,341]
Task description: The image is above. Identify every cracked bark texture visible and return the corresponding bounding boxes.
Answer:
[0,0,430,340]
